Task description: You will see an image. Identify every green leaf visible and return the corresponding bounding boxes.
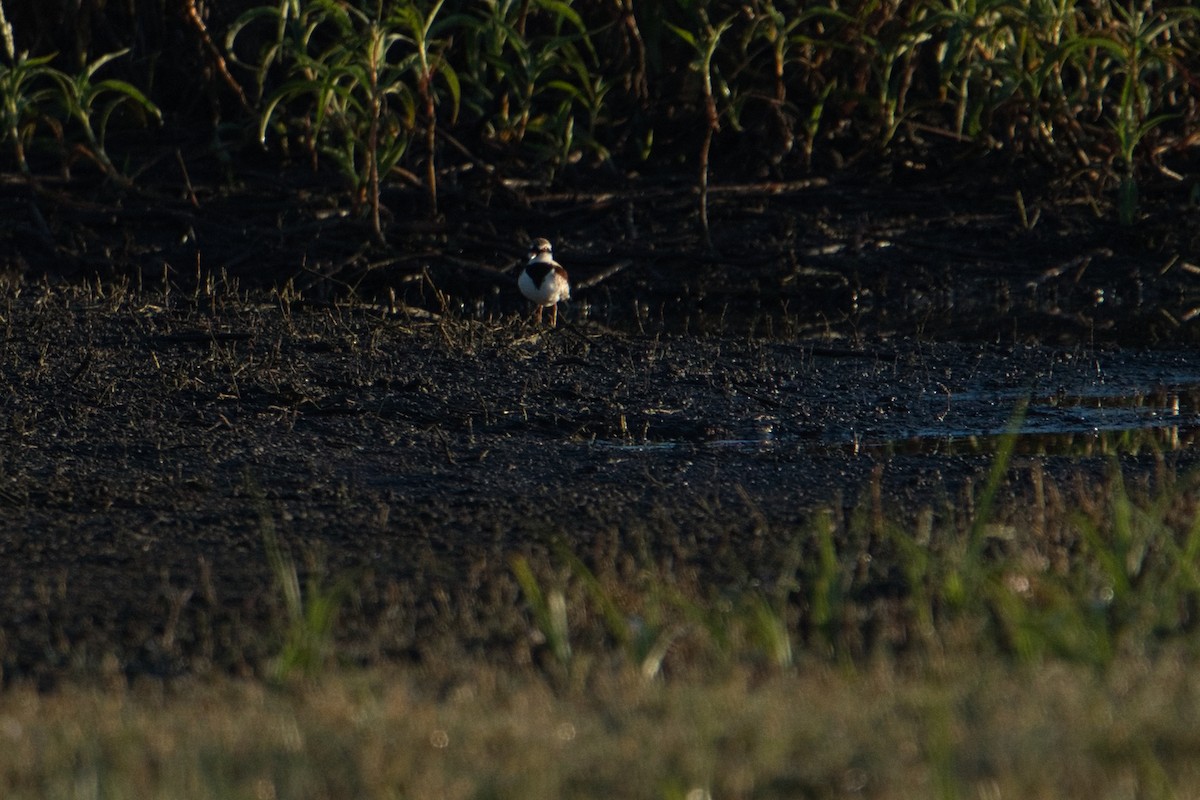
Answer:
[90,78,162,121]
[81,48,131,81]
[535,0,588,36]
[438,60,461,122]
[665,22,698,51]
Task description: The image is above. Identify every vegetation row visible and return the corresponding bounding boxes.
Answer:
[1,0,1197,230]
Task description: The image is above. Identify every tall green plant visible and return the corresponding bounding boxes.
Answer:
[668,10,737,246]
[54,49,162,181]
[0,50,59,176]
[856,2,933,148]
[243,1,419,237]
[0,2,158,179]
[455,1,535,146]
[391,0,460,217]
[454,0,603,174]
[974,0,1079,155]
[1060,3,1199,224]
[0,0,40,174]
[744,1,851,170]
[224,0,305,104]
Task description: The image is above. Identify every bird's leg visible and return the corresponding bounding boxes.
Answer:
[533,305,543,324]
[549,303,558,328]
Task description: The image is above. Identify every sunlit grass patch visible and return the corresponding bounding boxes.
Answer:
[5,650,1200,798]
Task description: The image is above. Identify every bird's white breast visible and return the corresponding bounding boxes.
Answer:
[519,264,570,306]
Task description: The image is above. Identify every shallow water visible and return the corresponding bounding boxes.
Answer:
[589,341,1200,456]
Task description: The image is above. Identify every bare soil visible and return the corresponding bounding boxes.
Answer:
[1,164,1199,686]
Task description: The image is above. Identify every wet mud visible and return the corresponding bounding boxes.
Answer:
[2,268,1200,684]
[2,163,1200,682]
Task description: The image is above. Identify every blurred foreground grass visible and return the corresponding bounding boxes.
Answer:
[7,455,1200,798]
[3,648,1200,798]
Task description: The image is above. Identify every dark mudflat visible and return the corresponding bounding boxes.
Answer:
[2,277,1200,685]
[2,160,1199,683]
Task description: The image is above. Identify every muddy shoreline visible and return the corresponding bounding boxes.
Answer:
[2,161,1198,685]
[1,280,1198,685]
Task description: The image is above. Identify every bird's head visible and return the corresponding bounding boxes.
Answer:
[528,238,554,260]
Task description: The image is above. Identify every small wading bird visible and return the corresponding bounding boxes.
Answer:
[518,237,570,327]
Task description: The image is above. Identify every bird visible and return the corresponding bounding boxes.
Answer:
[518,237,570,327]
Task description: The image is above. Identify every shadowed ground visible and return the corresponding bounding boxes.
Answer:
[2,250,1199,684]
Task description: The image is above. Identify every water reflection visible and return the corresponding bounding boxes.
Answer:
[597,384,1200,458]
